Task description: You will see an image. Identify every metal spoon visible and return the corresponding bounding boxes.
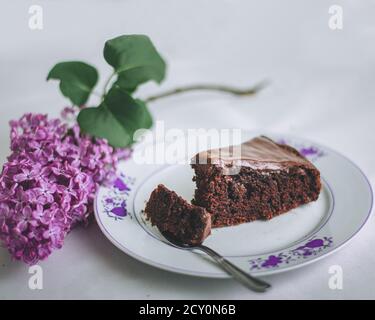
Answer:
[161,231,271,292]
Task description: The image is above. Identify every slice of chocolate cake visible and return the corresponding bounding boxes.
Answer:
[191,136,321,227]
[145,184,211,245]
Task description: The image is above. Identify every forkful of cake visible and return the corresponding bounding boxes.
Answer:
[144,184,271,293]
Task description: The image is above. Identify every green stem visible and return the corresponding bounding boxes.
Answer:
[102,72,116,99]
[144,81,268,103]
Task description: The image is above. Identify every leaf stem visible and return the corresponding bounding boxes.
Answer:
[144,81,268,103]
[102,72,116,99]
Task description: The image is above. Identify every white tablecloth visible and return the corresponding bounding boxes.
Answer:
[1,0,374,299]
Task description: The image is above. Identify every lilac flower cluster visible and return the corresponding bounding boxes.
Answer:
[0,112,130,264]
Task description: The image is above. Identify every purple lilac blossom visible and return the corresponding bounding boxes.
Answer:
[0,112,131,264]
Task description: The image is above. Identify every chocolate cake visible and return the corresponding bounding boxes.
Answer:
[191,136,321,227]
[145,184,211,245]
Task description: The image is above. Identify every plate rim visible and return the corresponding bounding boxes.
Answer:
[94,134,374,278]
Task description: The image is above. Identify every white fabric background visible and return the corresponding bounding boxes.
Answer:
[0,0,374,299]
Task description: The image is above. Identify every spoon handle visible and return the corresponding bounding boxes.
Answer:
[197,245,271,292]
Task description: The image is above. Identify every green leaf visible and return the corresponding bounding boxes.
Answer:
[104,35,166,92]
[132,98,153,131]
[77,86,153,148]
[47,61,98,106]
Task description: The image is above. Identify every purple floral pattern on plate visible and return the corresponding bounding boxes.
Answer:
[277,139,325,162]
[249,236,333,270]
[101,174,135,221]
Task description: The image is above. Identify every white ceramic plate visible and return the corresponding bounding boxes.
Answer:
[94,133,373,278]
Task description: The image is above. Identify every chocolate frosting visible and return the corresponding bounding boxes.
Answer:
[192,136,316,170]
